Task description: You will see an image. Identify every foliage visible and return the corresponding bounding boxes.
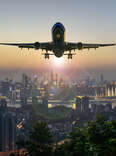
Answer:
[55,116,116,156]
[17,116,116,156]
[17,121,54,156]
[55,128,89,156]
[86,116,116,156]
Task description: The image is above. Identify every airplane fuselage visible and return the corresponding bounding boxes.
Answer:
[52,22,65,57]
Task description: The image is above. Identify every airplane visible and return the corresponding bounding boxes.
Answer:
[0,22,115,59]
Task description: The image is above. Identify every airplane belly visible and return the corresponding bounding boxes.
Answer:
[54,50,63,58]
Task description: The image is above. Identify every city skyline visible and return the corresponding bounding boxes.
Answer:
[0,0,116,80]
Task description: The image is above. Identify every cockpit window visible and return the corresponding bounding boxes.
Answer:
[52,22,65,32]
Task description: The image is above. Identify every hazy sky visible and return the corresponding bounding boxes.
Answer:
[0,0,116,80]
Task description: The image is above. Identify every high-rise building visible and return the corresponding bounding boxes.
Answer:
[0,99,17,152]
[0,80,10,96]
[81,96,89,112]
[75,96,82,113]
[20,88,27,106]
[105,103,112,112]
[100,74,104,84]
[0,98,7,107]
[20,74,31,106]
[75,96,89,113]
[22,73,28,87]
[91,103,97,113]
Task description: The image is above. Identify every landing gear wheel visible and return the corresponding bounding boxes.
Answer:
[68,54,72,59]
[45,54,49,59]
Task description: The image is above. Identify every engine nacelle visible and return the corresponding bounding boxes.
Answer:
[34,42,40,49]
[77,42,83,50]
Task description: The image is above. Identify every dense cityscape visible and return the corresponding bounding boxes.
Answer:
[0,0,116,155]
[0,72,116,155]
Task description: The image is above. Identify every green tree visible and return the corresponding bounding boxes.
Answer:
[18,121,54,156]
[55,116,116,156]
[17,116,116,156]
[55,127,88,156]
[86,116,116,156]
[54,141,70,156]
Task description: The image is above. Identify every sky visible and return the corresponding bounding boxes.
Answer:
[0,0,116,81]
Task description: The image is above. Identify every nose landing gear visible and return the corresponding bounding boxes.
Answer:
[45,53,49,59]
[68,54,72,59]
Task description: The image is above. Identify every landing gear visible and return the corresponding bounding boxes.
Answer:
[45,53,49,59]
[68,54,72,59]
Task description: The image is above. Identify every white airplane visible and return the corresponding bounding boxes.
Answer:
[0,22,115,59]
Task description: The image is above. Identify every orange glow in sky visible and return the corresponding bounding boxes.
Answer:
[0,0,116,80]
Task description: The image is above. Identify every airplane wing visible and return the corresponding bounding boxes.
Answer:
[0,42,53,51]
[82,43,116,49]
[66,42,116,51]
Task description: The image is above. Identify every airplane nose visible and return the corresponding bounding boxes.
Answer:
[52,22,65,32]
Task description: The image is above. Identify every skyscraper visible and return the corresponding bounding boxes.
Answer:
[0,80,10,96]
[22,73,29,88]
[100,74,104,84]
[81,96,89,112]
[0,99,17,152]
[75,96,82,113]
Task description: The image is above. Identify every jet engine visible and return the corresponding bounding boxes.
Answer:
[34,42,40,49]
[77,42,83,50]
